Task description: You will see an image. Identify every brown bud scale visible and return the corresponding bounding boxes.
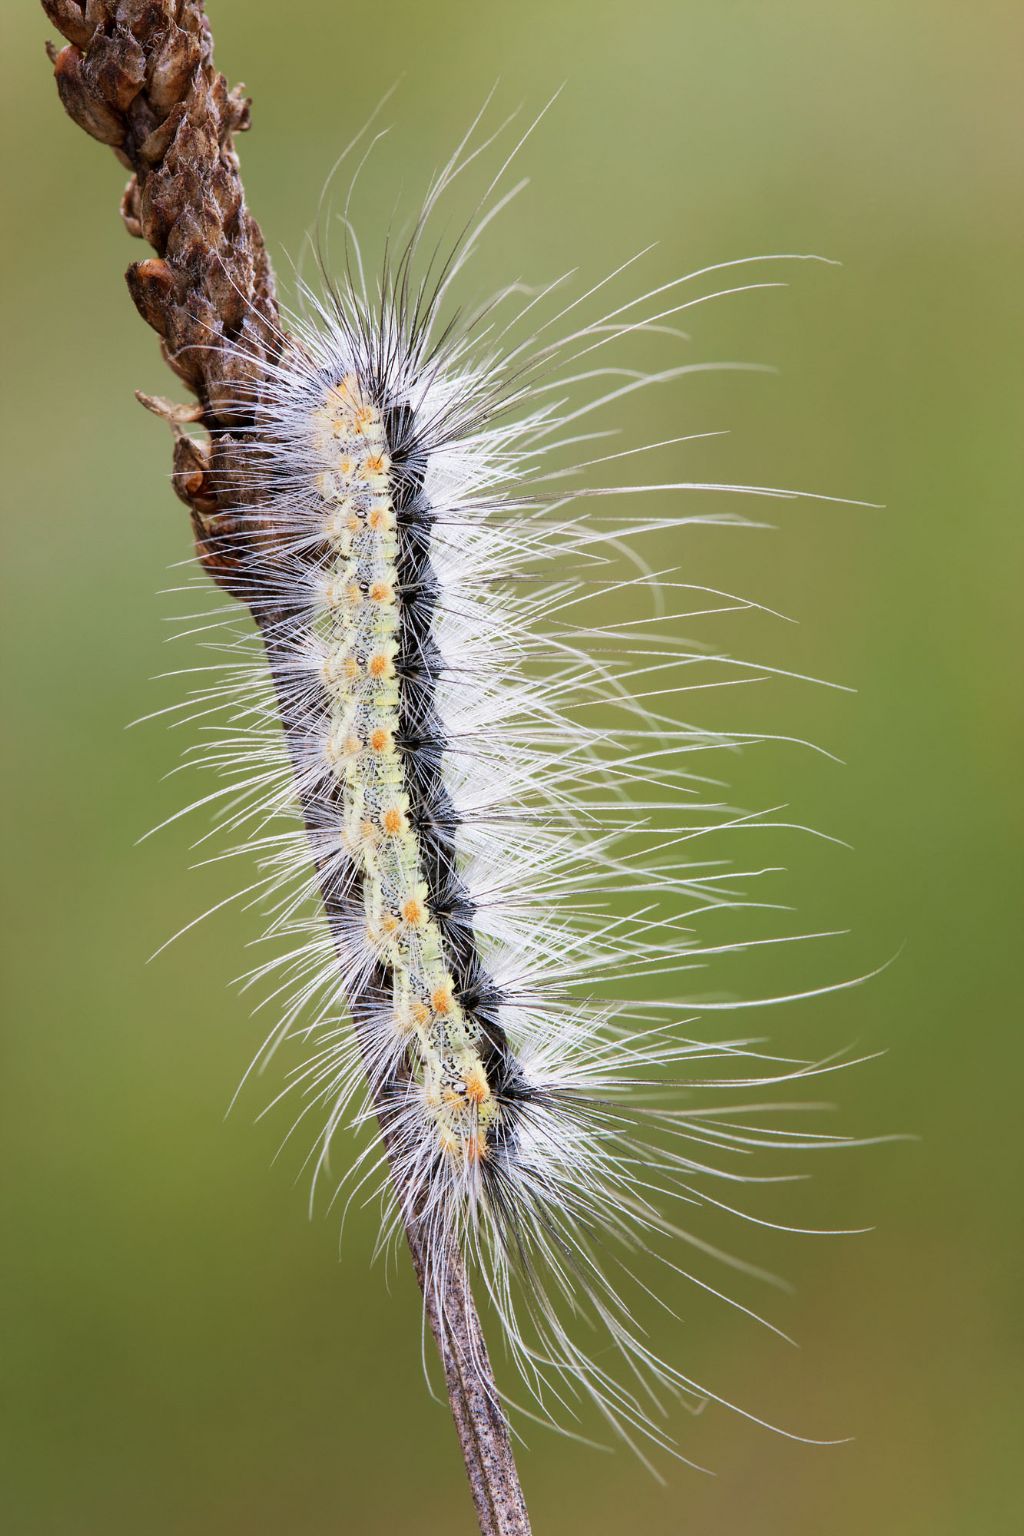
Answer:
[44,0,283,600]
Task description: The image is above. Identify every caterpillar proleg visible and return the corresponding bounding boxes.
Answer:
[154,111,873,1470]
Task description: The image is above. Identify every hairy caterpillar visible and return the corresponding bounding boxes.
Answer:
[158,109,874,1468]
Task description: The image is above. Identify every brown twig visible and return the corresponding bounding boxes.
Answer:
[40,4,531,1531]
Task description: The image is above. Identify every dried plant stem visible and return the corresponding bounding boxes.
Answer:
[40,3,530,1530]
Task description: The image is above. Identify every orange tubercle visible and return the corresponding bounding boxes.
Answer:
[440,1131,487,1163]
[464,1066,491,1105]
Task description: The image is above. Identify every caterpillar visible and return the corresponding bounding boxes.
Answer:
[162,112,872,1467]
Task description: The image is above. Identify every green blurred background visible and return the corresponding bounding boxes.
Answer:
[2,2,1021,1532]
